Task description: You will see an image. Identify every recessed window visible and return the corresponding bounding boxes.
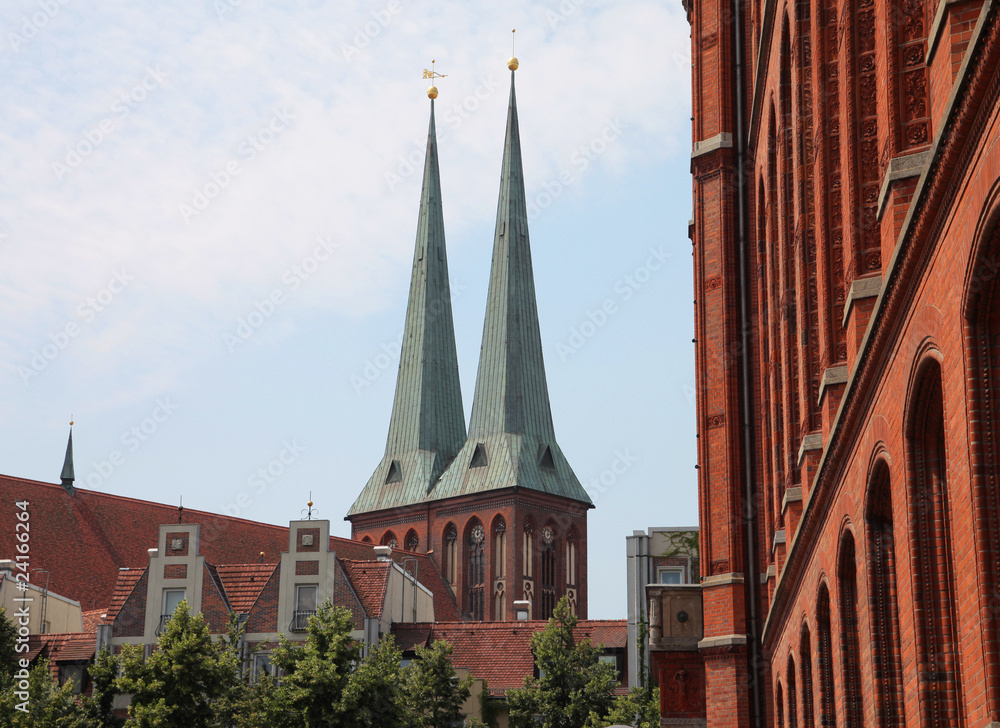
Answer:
[470,444,488,468]
[163,589,186,615]
[538,445,556,471]
[386,460,402,484]
[253,653,275,682]
[291,585,318,632]
[59,665,85,694]
[658,568,684,584]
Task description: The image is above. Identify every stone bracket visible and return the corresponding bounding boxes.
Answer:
[772,529,786,554]
[701,572,744,587]
[843,275,883,326]
[818,365,848,405]
[698,633,748,649]
[781,487,803,514]
[797,434,823,467]
[876,150,932,220]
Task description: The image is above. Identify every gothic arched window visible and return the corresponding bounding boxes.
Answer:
[540,526,557,620]
[839,532,864,725]
[404,530,419,552]
[381,531,398,549]
[493,516,506,620]
[467,521,486,621]
[443,524,457,585]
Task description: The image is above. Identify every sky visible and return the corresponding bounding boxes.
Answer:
[0,0,695,620]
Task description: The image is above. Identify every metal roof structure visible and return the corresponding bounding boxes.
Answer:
[429,71,592,507]
[348,99,466,516]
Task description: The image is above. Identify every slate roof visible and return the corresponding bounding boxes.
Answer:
[339,560,391,620]
[431,72,592,507]
[392,619,628,693]
[349,99,466,517]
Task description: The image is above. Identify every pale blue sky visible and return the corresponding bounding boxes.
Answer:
[0,0,695,619]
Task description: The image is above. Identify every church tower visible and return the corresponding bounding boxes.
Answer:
[348,62,593,621]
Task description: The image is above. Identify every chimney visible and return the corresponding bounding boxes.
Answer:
[148,548,159,559]
[514,600,531,621]
[0,560,14,576]
[374,545,392,561]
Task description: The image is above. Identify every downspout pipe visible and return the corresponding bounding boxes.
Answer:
[731,0,764,724]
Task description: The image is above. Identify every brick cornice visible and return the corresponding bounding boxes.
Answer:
[763,0,1000,647]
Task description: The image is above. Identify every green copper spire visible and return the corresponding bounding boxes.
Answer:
[431,70,592,506]
[60,423,75,495]
[348,98,466,517]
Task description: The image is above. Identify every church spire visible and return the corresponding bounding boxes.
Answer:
[430,65,592,506]
[348,92,466,517]
[60,421,75,495]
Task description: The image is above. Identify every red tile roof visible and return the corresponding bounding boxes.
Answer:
[339,560,391,619]
[104,568,145,623]
[392,620,628,693]
[81,609,106,632]
[27,632,96,664]
[0,475,461,621]
[215,564,278,614]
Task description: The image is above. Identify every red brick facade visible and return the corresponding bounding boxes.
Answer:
[350,488,588,622]
[689,0,1000,723]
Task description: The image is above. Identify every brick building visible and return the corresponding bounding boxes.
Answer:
[348,66,593,623]
[688,0,1000,722]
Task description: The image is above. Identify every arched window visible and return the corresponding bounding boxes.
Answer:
[540,526,557,620]
[381,531,398,549]
[800,625,814,728]
[565,531,577,586]
[522,519,534,614]
[817,584,837,727]
[839,532,864,725]
[467,520,486,621]
[776,681,785,728]
[867,460,903,726]
[908,359,962,726]
[493,516,507,620]
[787,655,798,728]
[404,529,419,552]
[361,535,372,543]
[443,524,457,585]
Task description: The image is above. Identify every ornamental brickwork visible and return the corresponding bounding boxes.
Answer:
[688,0,1000,723]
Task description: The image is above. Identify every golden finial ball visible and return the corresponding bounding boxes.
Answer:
[427,85,438,99]
[307,500,314,508]
[508,57,519,71]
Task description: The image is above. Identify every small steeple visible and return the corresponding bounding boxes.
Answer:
[348,84,466,518]
[60,420,75,496]
[431,60,592,506]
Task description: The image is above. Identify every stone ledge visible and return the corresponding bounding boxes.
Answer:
[760,564,776,584]
[877,150,932,220]
[797,433,823,467]
[927,0,966,63]
[772,529,786,554]
[691,132,733,160]
[701,572,744,587]
[843,275,883,326]
[698,634,748,649]
[650,637,702,652]
[818,365,848,405]
[781,487,803,514]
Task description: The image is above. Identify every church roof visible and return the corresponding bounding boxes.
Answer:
[429,71,592,507]
[348,98,466,517]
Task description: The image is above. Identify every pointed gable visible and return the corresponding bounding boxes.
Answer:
[349,98,466,517]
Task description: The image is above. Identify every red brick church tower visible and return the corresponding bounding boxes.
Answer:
[689,0,1000,722]
[348,63,593,622]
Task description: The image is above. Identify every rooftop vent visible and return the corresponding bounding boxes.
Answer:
[374,545,392,561]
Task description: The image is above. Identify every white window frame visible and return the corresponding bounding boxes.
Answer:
[162,588,186,615]
[658,566,685,584]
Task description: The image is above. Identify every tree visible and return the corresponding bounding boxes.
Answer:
[117,600,239,728]
[506,596,618,728]
[270,601,361,728]
[403,640,472,728]
[341,634,410,728]
[599,685,661,728]
[0,657,93,728]
[0,607,18,682]
[82,648,123,728]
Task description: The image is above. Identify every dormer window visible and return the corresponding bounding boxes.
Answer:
[538,445,556,472]
[386,460,403,484]
[470,444,488,468]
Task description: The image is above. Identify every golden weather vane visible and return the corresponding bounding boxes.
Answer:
[508,29,519,71]
[423,59,447,99]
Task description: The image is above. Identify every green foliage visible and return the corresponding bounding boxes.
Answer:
[82,648,122,728]
[403,640,472,728]
[271,601,361,728]
[341,635,409,728]
[117,600,239,728]
[506,597,618,728]
[477,679,499,728]
[0,658,92,728]
[657,530,699,560]
[599,685,661,728]
[0,607,18,683]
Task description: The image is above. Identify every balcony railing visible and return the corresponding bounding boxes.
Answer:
[289,610,316,633]
[155,614,172,636]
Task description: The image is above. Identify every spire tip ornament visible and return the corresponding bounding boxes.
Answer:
[423,59,446,98]
[508,29,518,71]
